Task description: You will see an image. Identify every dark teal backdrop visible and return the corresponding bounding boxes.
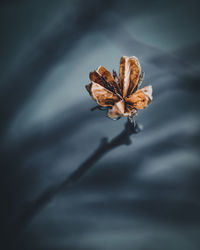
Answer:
[0,1,200,249]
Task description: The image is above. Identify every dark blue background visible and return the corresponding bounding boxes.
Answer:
[0,1,200,249]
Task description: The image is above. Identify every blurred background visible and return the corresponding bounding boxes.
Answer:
[0,0,200,249]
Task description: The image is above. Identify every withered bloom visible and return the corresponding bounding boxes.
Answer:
[86,56,153,120]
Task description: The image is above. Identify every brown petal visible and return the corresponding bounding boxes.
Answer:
[112,70,119,83]
[85,83,92,95]
[97,66,121,95]
[89,71,108,90]
[86,82,120,107]
[107,100,125,119]
[125,85,153,110]
[119,56,141,97]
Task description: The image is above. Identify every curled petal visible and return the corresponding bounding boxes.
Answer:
[97,66,121,95]
[86,82,120,107]
[119,56,141,97]
[107,100,125,119]
[125,85,153,110]
[89,71,108,90]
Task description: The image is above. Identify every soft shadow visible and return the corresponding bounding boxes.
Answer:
[7,120,141,246]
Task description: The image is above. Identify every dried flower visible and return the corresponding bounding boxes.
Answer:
[86,56,152,121]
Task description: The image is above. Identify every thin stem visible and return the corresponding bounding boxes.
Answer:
[8,120,142,244]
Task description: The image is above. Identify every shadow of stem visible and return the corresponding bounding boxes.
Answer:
[8,120,142,245]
